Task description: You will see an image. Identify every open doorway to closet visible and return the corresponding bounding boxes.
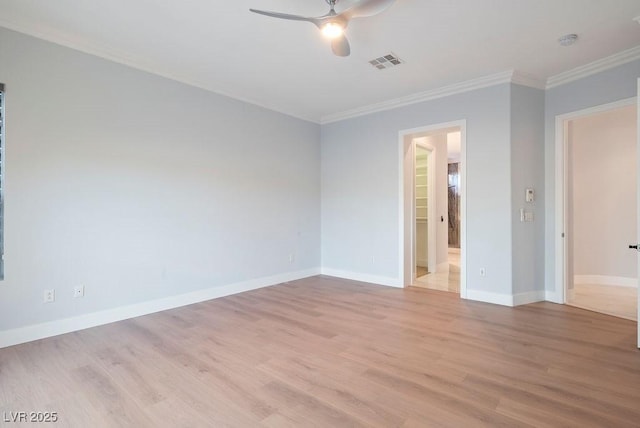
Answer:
[563,102,637,321]
[414,143,435,278]
[401,121,466,297]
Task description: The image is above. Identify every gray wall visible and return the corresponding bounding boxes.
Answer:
[321,84,514,296]
[510,85,545,295]
[570,105,637,279]
[544,59,640,295]
[2,24,636,336]
[0,28,321,331]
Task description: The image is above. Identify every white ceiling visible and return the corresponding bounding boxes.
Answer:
[0,0,639,123]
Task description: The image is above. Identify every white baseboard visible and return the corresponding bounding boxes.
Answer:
[320,268,403,288]
[416,258,428,268]
[465,289,545,307]
[544,290,563,304]
[513,290,546,306]
[0,268,321,349]
[574,275,637,288]
[465,289,514,307]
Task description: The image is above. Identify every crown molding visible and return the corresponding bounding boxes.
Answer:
[321,70,545,124]
[546,45,640,89]
[0,21,319,124]
[511,71,547,90]
[4,18,636,126]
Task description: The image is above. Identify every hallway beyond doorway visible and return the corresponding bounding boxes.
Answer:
[414,250,460,293]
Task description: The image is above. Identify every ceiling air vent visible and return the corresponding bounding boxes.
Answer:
[369,53,403,70]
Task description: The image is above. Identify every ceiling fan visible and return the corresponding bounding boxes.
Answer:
[249,0,396,57]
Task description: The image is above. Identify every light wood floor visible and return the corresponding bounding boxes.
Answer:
[568,282,637,321]
[1,275,640,427]
[415,251,460,293]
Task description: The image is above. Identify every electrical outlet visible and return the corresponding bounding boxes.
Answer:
[74,285,85,298]
[371,256,375,264]
[525,188,535,202]
[288,253,294,264]
[479,268,486,277]
[43,289,55,303]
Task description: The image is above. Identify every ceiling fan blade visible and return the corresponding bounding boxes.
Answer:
[249,9,319,25]
[341,0,396,20]
[331,35,351,57]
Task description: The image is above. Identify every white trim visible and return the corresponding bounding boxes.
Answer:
[0,268,320,349]
[466,289,545,307]
[546,46,640,89]
[554,97,637,305]
[574,275,637,288]
[466,290,514,306]
[554,115,567,303]
[636,79,639,349]
[320,268,402,288]
[556,97,637,122]
[0,19,318,124]
[513,290,546,306]
[545,290,562,304]
[400,133,411,288]
[4,14,636,124]
[322,71,543,124]
[512,71,547,90]
[399,120,467,299]
[459,124,467,299]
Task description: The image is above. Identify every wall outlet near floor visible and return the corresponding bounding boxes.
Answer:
[74,285,85,298]
[288,253,294,264]
[371,256,375,265]
[479,268,486,277]
[43,289,55,303]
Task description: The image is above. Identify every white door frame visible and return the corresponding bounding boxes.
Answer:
[399,120,467,298]
[553,97,636,305]
[414,141,437,278]
[637,79,639,348]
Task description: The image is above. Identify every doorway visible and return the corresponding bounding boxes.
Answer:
[400,121,466,297]
[414,142,435,277]
[558,100,638,321]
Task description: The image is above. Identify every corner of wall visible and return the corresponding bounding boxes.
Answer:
[510,84,546,299]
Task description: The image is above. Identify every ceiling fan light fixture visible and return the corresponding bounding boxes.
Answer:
[249,0,396,56]
[321,22,344,39]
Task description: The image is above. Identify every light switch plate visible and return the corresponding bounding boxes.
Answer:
[525,188,535,202]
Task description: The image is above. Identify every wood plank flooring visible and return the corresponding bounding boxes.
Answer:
[568,282,637,321]
[1,275,639,427]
